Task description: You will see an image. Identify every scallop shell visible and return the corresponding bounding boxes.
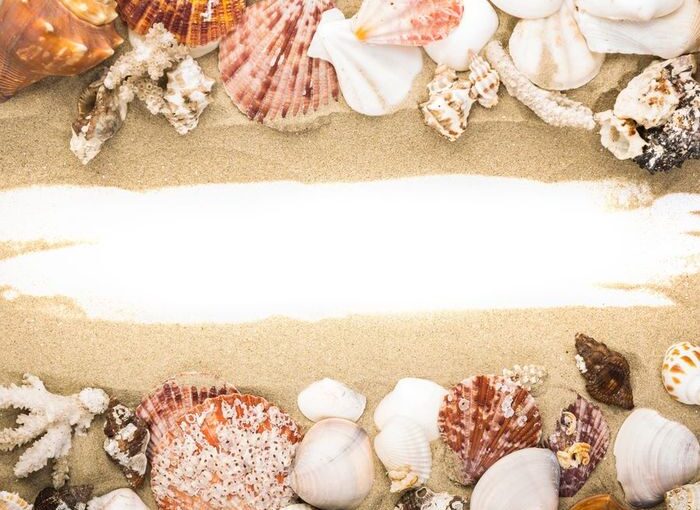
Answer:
[509,3,604,91]
[87,489,149,510]
[0,492,32,510]
[490,0,563,19]
[374,378,448,442]
[308,8,423,117]
[614,408,700,507]
[0,0,122,102]
[662,341,700,406]
[666,483,700,510]
[290,418,374,510]
[297,378,366,422]
[394,487,467,510]
[350,0,463,46]
[374,416,431,492]
[569,495,628,510]
[150,393,302,510]
[574,0,684,21]
[575,333,634,409]
[218,0,340,130]
[103,399,150,488]
[546,395,610,497]
[470,448,560,510]
[438,375,543,486]
[595,110,647,160]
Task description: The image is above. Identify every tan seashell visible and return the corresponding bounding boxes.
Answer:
[87,489,149,510]
[374,416,432,492]
[666,483,700,510]
[575,333,634,409]
[662,341,700,406]
[103,400,150,488]
[595,110,647,160]
[420,65,475,142]
[467,51,500,108]
[0,492,32,510]
[569,495,629,510]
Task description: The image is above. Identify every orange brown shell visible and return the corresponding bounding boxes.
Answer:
[569,495,629,510]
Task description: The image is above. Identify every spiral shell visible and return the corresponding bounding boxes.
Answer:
[662,341,700,405]
[575,333,634,409]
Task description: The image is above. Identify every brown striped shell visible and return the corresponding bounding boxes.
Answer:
[569,495,628,510]
[218,0,340,130]
[438,375,542,486]
[575,333,634,409]
[662,341,700,406]
[33,486,93,510]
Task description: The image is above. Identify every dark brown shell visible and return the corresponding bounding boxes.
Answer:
[394,487,467,510]
[103,399,150,488]
[575,333,634,409]
[33,486,93,510]
[569,495,629,510]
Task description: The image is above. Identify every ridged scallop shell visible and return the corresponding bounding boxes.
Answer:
[470,448,560,510]
[374,416,431,492]
[574,0,684,21]
[350,0,463,46]
[662,341,700,406]
[0,0,122,102]
[509,3,604,91]
[150,393,302,510]
[614,408,700,507]
[394,487,467,510]
[374,378,448,442]
[546,395,610,497]
[218,0,340,130]
[575,333,634,409]
[0,492,31,510]
[290,418,374,510]
[570,495,628,510]
[297,378,366,422]
[438,375,543,485]
[666,483,700,510]
[490,0,562,19]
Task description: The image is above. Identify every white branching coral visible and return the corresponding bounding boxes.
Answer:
[0,374,109,488]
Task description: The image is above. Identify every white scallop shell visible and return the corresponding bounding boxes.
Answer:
[373,416,432,492]
[87,489,149,510]
[290,418,374,510]
[297,378,367,422]
[308,8,423,116]
[574,0,684,21]
[489,0,563,19]
[470,448,560,510]
[662,342,700,406]
[424,0,499,71]
[666,482,700,510]
[595,110,647,160]
[374,378,448,441]
[614,408,700,508]
[509,3,605,91]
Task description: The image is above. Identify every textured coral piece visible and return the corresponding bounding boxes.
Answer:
[438,375,542,485]
[569,495,628,510]
[219,0,339,128]
[103,400,150,488]
[394,487,468,510]
[33,486,93,510]
[0,492,32,510]
[575,333,634,409]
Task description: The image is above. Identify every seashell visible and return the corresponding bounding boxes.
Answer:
[374,378,448,442]
[297,378,367,422]
[662,341,700,406]
[424,0,499,71]
[150,393,302,510]
[575,333,634,409]
[0,492,32,510]
[0,0,122,102]
[351,0,463,46]
[569,495,628,510]
[666,483,700,510]
[501,364,547,392]
[281,506,316,510]
[468,51,500,109]
[34,486,93,510]
[571,0,700,59]
[86,489,149,510]
[574,0,684,21]
[394,487,468,510]
[438,375,543,485]
[595,110,647,160]
[546,395,610,497]
[420,65,475,142]
[470,448,560,510]
[308,8,423,116]
[489,0,562,19]
[218,0,340,130]
[509,3,605,91]
[103,399,150,488]
[373,416,431,492]
[614,408,700,507]
[161,56,214,135]
[290,418,374,510]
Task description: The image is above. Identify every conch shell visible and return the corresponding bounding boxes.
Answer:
[102,400,150,488]
[420,65,475,142]
[575,333,634,409]
[662,341,700,406]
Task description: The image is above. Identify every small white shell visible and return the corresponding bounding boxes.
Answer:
[297,378,367,422]
[490,0,563,19]
[87,489,149,510]
[0,492,31,510]
[595,110,647,160]
[374,378,448,441]
[374,416,432,492]
[468,52,500,109]
[662,342,700,406]
[574,0,684,21]
[666,482,700,510]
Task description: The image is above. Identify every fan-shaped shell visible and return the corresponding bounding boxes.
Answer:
[150,393,302,510]
[374,416,431,492]
[290,418,374,510]
[666,483,700,510]
[569,495,628,510]
[438,375,543,486]
[575,333,634,409]
[662,341,700,406]
[297,378,366,422]
[614,408,700,508]
[490,0,562,19]
[574,0,684,21]
[0,492,31,510]
[394,487,467,510]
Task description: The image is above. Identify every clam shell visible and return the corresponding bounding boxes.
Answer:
[470,448,560,510]
[574,0,684,21]
[438,375,542,485]
[290,418,374,510]
[575,333,634,409]
[666,483,700,510]
[218,0,340,130]
[373,416,431,492]
[569,495,628,510]
[0,492,32,510]
[297,378,366,422]
[394,487,467,510]
[662,341,700,406]
[86,489,148,510]
[490,0,562,19]
[614,408,700,507]
[374,378,448,442]
[350,0,463,46]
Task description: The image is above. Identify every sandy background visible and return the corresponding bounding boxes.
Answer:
[1,1,700,508]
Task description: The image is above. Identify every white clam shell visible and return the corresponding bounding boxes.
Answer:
[424,0,499,71]
[574,0,684,21]
[297,378,367,422]
[614,408,700,508]
[489,0,563,19]
[87,489,149,510]
[509,3,605,91]
[662,342,700,406]
[666,482,700,510]
[290,418,374,510]
[470,448,560,510]
[308,9,423,117]
[374,416,432,492]
[374,378,448,441]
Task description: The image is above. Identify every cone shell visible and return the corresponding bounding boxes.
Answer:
[438,375,543,485]
[569,495,628,510]
[394,487,468,510]
[0,492,32,510]
[546,395,610,497]
[351,0,463,46]
[150,393,302,510]
[662,341,700,405]
[666,483,700,510]
[374,416,432,492]
[575,333,634,409]
[0,0,122,102]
